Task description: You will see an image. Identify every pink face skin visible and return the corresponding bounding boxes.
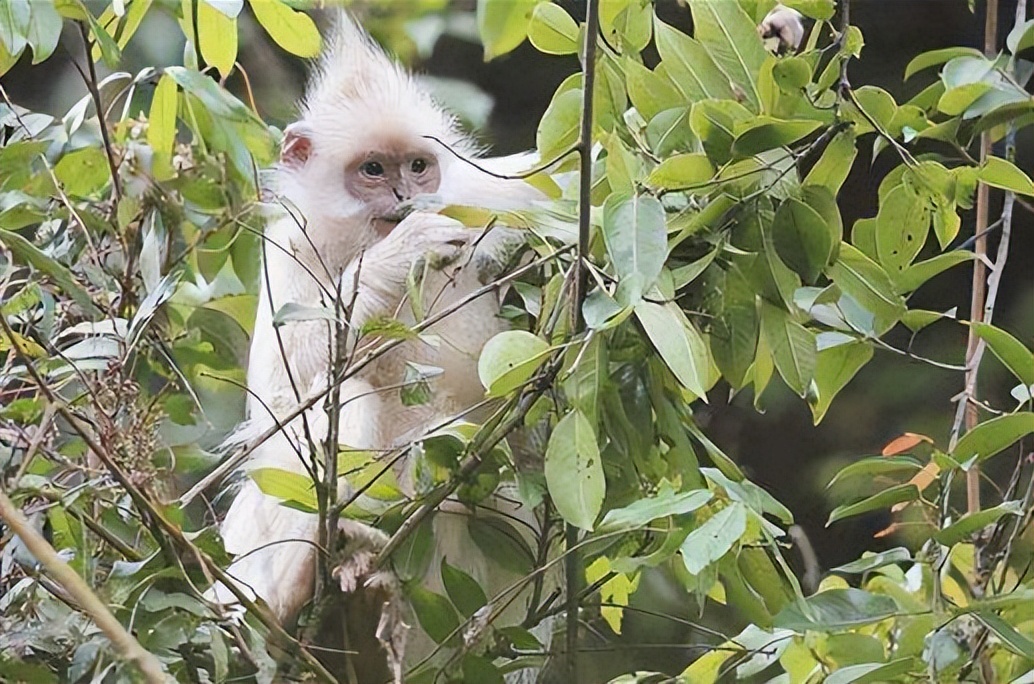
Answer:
[343,143,441,237]
[280,125,441,238]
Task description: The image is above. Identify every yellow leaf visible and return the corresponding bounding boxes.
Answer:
[198,0,238,78]
[248,0,320,58]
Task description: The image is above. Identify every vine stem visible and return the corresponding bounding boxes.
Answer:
[567,0,600,679]
[0,488,167,683]
[962,0,1000,516]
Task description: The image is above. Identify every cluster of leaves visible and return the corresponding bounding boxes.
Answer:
[0,0,1032,683]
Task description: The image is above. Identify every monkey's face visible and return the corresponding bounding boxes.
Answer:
[344,145,441,234]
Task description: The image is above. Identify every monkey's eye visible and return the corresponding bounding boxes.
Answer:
[360,161,385,177]
[411,158,428,174]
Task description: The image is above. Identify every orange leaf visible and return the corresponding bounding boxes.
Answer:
[890,461,941,512]
[882,432,933,456]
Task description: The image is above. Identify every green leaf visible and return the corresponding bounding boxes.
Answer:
[536,88,581,160]
[249,467,317,512]
[83,10,120,67]
[645,153,714,191]
[938,83,993,116]
[147,73,178,157]
[680,502,747,575]
[0,0,29,58]
[824,658,918,684]
[761,302,816,398]
[971,322,1034,386]
[873,185,930,273]
[199,0,238,78]
[54,147,109,197]
[654,17,734,102]
[809,341,873,424]
[772,197,836,284]
[973,611,1034,659]
[935,501,1024,547]
[827,483,919,525]
[527,2,578,55]
[954,412,1034,467]
[894,251,973,294]
[732,118,822,157]
[774,588,898,632]
[826,455,922,489]
[688,0,766,111]
[625,59,681,121]
[24,0,61,64]
[827,244,906,331]
[248,0,320,58]
[409,586,460,645]
[831,547,912,574]
[904,46,984,80]
[469,517,535,575]
[0,228,100,314]
[440,558,487,619]
[980,156,1034,196]
[477,0,536,60]
[601,193,667,302]
[635,301,711,399]
[599,482,712,532]
[477,330,550,398]
[545,409,605,531]
[804,131,858,195]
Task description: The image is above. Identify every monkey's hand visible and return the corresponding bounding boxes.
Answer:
[341,213,472,323]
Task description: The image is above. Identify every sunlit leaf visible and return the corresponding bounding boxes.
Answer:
[545,409,605,531]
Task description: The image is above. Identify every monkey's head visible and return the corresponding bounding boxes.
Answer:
[276,13,473,239]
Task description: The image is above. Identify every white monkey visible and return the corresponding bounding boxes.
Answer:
[209,13,545,668]
[758,4,806,53]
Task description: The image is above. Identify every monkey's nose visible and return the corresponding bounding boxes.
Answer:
[392,187,405,202]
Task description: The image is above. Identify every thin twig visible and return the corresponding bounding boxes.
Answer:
[77,23,123,201]
[0,488,167,683]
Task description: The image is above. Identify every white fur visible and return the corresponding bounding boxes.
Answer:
[211,12,548,677]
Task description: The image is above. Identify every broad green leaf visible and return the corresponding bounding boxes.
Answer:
[624,59,682,120]
[831,547,912,574]
[545,409,605,531]
[599,482,712,532]
[774,588,898,631]
[24,0,61,64]
[601,193,666,302]
[654,17,734,102]
[409,586,460,645]
[938,83,994,116]
[84,10,120,67]
[772,57,811,92]
[827,483,919,525]
[165,66,258,122]
[710,266,759,389]
[804,131,858,195]
[440,558,487,619]
[54,147,109,197]
[198,0,238,78]
[680,502,747,575]
[954,412,1034,466]
[462,655,505,684]
[809,341,873,424]
[477,0,536,60]
[894,251,973,293]
[971,322,1034,386]
[635,301,711,399]
[0,228,100,314]
[732,118,822,157]
[824,658,918,684]
[477,330,550,398]
[827,244,906,331]
[645,153,714,190]
[828,455,923,489]
[536,88,581,160]
[772,197,835,284]
[469,517,535,575]
[873,185,930,273]
[980,156,1034,196]
[905,46,984,80]
[248,0,320,58]
[0,0,29,57]
[935,501,1024,547]
[249,467,317,511]
[688,0,767,111]
[147,73,178,157]
[761,302,816,398]
[527,2,578,55]
[851,86,897,132]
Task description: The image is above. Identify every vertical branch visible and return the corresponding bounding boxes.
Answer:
[76,23,123,201]
[962,0,999,516]
[567,0,600,678]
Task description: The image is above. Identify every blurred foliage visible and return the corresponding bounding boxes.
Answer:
[1,1,1033,683]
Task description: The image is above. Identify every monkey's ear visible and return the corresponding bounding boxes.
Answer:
[281,122,314,168]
